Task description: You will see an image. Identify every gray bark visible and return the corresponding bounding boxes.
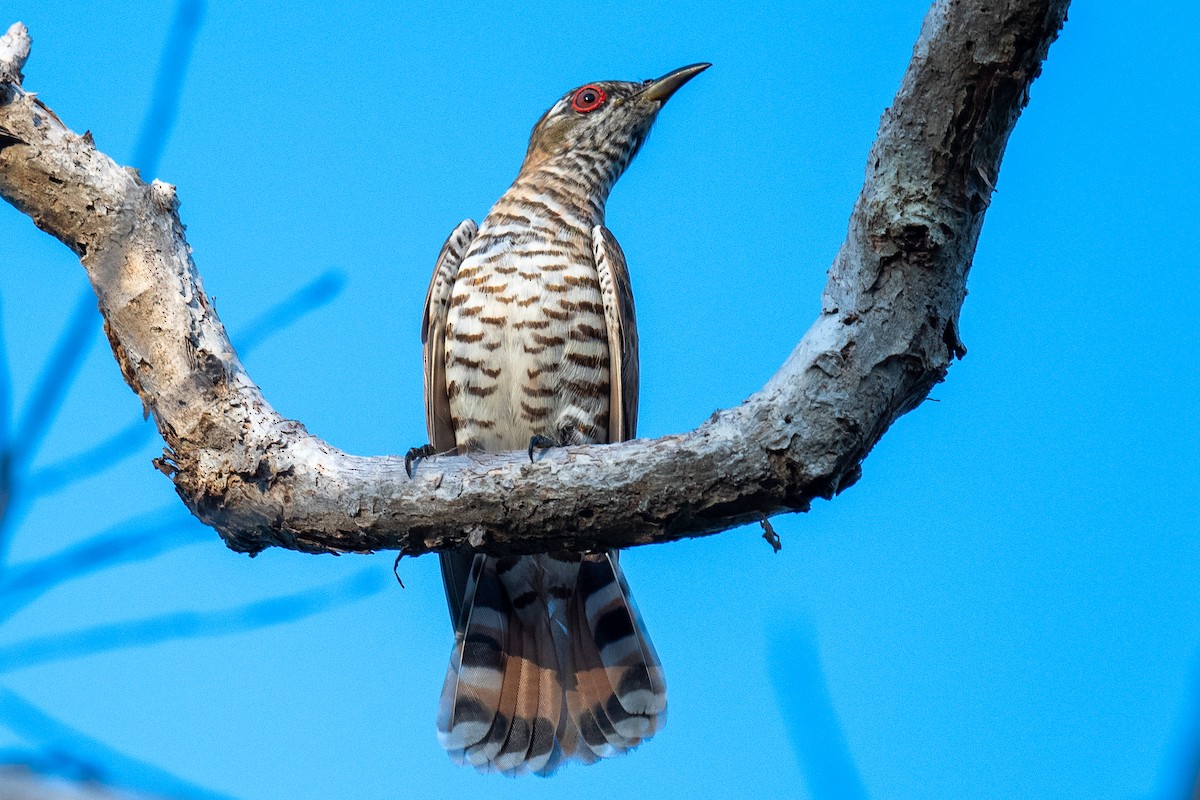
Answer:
[0,1,1071,558]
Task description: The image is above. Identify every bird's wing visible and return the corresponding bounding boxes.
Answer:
[424,219,479,629]
[422,218,478,453]
[592,225,639,442]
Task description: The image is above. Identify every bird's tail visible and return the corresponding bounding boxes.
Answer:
[436,552,666,776]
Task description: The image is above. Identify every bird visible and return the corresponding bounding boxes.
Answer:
[416,62,710,776]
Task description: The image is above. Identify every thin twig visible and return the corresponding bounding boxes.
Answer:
[761,517,782,553]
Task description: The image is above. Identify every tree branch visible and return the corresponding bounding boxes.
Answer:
[0,2,1070,558]
[26,268,344,499]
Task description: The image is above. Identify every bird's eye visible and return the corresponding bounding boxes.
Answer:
[571,85,607,114]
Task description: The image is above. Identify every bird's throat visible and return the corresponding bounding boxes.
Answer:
[508,160,610,227]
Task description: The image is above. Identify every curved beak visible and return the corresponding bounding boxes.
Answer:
[640,62,711,103]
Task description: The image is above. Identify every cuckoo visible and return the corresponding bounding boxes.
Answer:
[416,63,709,776]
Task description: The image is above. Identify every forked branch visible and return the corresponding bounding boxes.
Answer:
[0,1,1071,557]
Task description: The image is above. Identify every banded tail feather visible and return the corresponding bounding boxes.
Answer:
[436,555,512,768]
[574,553,666,742]
[437,552,666,775]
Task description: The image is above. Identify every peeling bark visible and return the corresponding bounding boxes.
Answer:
[0,1,1071,558]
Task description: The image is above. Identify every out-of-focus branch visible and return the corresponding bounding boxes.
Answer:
[6,288,97,473]
[0,689,230,799]
[0,567,386,674]
[131,0,205,177]
[27,421,149,497]
[232,269,343,353]
[0,287,97,554]
[0,766,178,799]
[0,509,202,622]
[0,299,11,522]
[770,624,868,799]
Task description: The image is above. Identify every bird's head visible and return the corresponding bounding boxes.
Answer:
[519,63,710,192]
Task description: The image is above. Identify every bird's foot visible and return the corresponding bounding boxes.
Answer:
[404,443,438,478]
[527,434,562,463]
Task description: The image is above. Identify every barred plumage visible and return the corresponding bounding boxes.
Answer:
[420,63,709,776]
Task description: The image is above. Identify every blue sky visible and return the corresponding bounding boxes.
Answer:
[0,1,1197,798]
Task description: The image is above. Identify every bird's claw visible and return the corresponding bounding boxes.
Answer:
[404,444,437,478]
[527,434,561,462]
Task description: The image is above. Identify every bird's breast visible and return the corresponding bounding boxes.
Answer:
[444,225,611,452]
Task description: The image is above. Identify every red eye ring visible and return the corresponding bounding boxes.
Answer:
[571,85,607,113]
